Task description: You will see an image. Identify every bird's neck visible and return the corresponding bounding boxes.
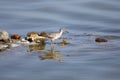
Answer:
[59,30,63,35]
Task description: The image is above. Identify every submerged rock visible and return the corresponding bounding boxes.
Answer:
[0,41,11,52]
[95,38,108,42]
[58,38,69,46]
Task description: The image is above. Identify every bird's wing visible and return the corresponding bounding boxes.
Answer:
[48,32,59,38]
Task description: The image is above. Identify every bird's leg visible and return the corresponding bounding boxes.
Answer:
[50,40,53,48]
[50,40,54,53]
[50,47,54,54]
[52,41,54,50]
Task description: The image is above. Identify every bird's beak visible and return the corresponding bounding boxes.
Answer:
[64,30,69,33]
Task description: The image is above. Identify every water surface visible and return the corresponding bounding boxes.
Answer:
[0,0,120,80]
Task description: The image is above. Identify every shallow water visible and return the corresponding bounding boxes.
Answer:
[0,0,120,80]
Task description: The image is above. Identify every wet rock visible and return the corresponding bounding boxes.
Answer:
[0,29,11,51]
[95,38,108,42]
[0,29,9,42]
[11,34,21,40]
[27,32,39,37]
[26,32,39,42]
[26,32,47,42]
[39,32,48,37]
[16,38,30,44]
[0,42,11,52]
[0,45,8,52]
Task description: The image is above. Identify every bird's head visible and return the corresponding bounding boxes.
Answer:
[59,28,69,33]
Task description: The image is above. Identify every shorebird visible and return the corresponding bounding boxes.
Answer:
[47,28,68,49]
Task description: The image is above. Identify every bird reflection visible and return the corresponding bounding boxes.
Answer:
[28,43,46,52]
[27,38,65,62]
[38,45,63,62]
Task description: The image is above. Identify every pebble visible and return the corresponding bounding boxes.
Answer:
[11,34,21,40]
[95,38,108,42]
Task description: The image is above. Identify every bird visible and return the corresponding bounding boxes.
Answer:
[47,28,68,49]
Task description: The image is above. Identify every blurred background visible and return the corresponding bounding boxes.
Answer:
[0,0,120,80]
[0,0,120,35]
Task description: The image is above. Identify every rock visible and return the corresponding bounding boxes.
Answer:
[58,38,69,46]
[11,34,21,40]
[26,32,39,42]
[27,32,39,37]
[39,32,48,37]
[0,29,11,51]
[0,42,11,52]
[0,44,9,52]
[0,29,9,42]
[26,32,47,42]
[95,38,108,42]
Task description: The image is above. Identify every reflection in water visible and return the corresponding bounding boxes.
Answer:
[27,40,63,62]
[28,38,46,52]
[38,45,63,62]
[38,38,69,62]
[28,43,46,52]
[58,38,69,46]
[26,37,65,62]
